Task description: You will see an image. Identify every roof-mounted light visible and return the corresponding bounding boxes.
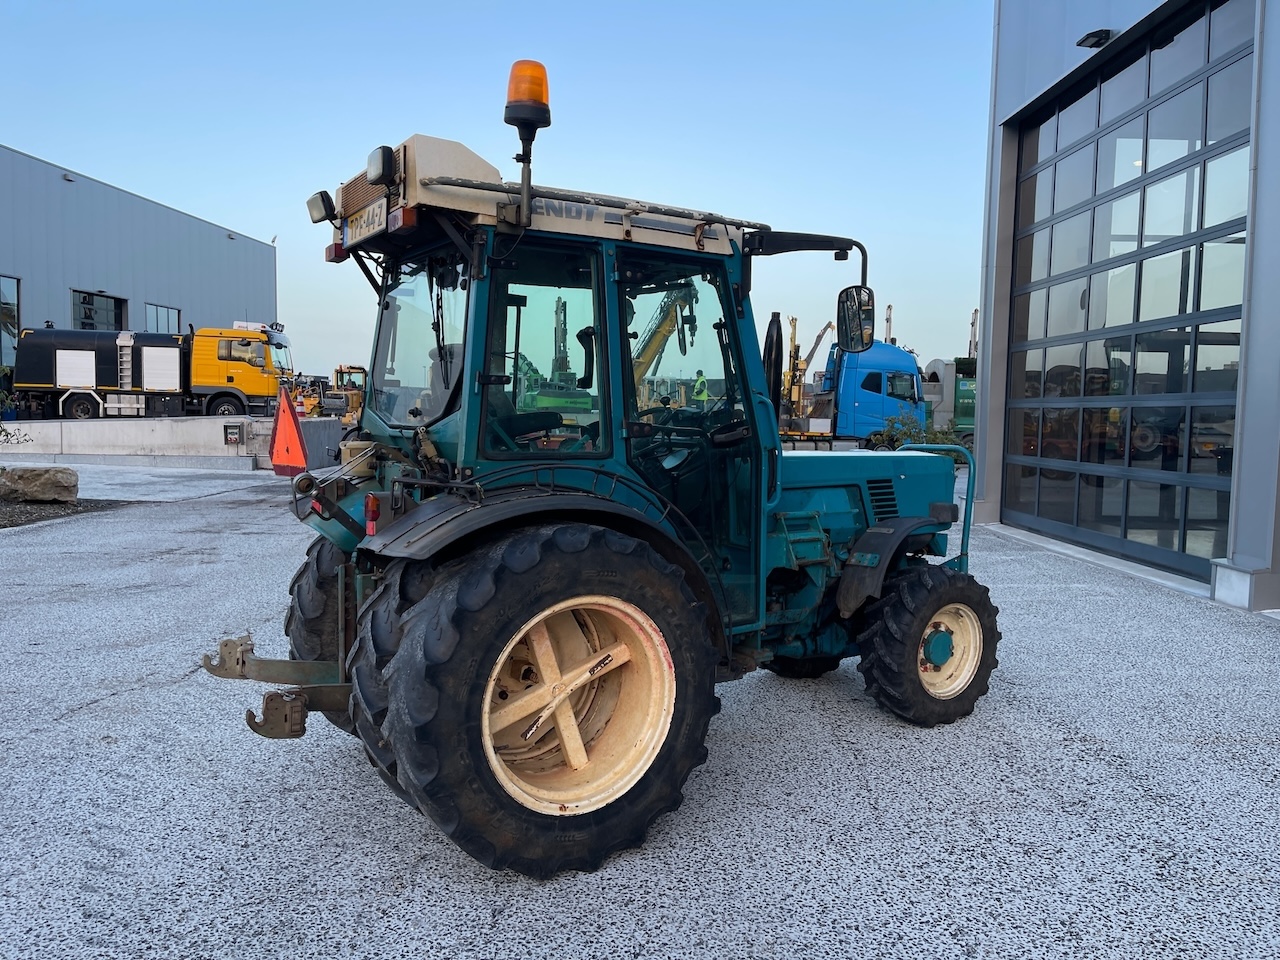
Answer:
[504,60,551,230]
[307,191,336,224]
[504,60,551,134]
[367,146,396,187]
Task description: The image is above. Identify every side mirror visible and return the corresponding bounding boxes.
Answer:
[836,285,875,353]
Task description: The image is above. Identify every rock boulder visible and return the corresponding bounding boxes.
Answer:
[0,466,80,503]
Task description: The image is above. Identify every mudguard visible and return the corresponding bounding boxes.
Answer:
[836,516,945,618]
[359,485,728,656]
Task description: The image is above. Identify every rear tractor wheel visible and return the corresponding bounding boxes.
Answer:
[380,523,718,878]
[856,565,999,727]
[284,537,356,734]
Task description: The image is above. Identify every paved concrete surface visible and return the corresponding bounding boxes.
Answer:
[1,466,1277,959]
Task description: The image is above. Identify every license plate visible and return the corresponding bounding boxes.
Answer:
[344,197,387,247]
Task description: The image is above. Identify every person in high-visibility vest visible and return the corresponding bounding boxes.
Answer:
[693,369,709,410]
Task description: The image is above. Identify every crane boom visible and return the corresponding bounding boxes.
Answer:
[804,321,835,367]
[630,283,696,387]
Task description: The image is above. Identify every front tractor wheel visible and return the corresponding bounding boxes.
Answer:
[856,565,1000,727]
[381,524,718,878]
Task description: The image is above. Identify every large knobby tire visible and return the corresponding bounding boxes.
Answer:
[856,565,1000,727]
[381,523,718,879]
[348,557,435,798]
[763,655,843,679]
[284,537,356,734]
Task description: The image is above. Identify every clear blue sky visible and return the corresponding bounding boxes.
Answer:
[5,0,994,376]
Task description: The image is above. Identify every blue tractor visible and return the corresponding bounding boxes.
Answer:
[204,61,1000,878]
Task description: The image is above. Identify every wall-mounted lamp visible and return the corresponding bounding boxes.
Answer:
[1077,29,1113,49]
[227,233,236,240]
[62,173,75,182]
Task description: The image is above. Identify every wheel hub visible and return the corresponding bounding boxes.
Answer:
[481,595,676,816]
[922,627,954,667]
[916,602,984,700]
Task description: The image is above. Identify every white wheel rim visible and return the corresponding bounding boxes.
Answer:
[481,595,676,816]
[917,602,983,699]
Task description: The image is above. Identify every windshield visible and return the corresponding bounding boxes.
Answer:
[268,339,293,375]
[371,250,468,426]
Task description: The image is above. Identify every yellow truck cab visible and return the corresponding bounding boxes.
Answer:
[189,322,293,416]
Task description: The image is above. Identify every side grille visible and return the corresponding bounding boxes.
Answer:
[866,478,899,521]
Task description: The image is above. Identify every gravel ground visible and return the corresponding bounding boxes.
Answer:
[0,465,1277,960]
[0,499,123,528]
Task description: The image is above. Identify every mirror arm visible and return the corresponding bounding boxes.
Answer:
[850,240,868,286]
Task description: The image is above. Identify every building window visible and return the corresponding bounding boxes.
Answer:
[145,303,180,334]
[1005,0,1253,580]
[1,275,17,368]
[71,291,127,331]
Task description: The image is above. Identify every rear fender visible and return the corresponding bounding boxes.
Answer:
[358,488,729,660]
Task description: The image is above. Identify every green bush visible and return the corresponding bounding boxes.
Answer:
[870,413,968,464]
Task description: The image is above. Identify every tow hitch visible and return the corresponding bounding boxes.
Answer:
[201,635,350,739]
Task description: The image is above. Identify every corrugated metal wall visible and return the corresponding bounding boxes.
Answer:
[0,144,275,335]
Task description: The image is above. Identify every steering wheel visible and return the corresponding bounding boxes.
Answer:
[635,405,678,425]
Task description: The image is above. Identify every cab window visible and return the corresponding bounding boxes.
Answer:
[218,339,264,366]
[860,372,882,394]
[481,242,606,456]
[371,251,468,427]
[887,372,918,402]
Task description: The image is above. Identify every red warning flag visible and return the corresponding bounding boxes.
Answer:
[269,386,309,477]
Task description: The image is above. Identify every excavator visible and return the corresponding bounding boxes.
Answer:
[630,282,697,397]
[780,318,834,427]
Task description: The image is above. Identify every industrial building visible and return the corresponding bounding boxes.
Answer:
[0,144,276,381]
[974,0,1277,608]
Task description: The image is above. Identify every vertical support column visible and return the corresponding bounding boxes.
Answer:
[974,122,1019,524]
[1212,0,1280,609]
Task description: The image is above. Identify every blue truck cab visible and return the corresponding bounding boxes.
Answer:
[820,340,925,441]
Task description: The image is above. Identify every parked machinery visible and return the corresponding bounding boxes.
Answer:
[203,60,1000,879]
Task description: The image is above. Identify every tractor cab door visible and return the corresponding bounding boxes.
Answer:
[616,250,761,624]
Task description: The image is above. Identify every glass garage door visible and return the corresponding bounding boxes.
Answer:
[1004,0,1254,579]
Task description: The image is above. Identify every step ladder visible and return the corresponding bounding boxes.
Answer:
[116,332,135,390]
